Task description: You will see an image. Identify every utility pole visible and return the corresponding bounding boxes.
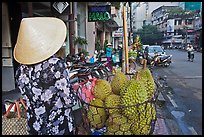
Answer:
[69,2,75,55]
[185,26,188,47]
[128,2,132,45]
[122,3,129,74]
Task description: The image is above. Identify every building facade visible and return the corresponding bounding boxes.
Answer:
[131,2,179,32]
[2,2,118,91]
[179,2,202,49]
[151,5,197,48]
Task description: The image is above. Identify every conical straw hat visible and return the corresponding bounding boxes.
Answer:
[107,43,112,46]
[14,17,67,65]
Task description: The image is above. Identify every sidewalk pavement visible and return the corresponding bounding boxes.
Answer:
[153,118,170,135]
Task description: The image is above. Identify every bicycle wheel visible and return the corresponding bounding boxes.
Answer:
[91,70,102,79]
[98,68,109,80]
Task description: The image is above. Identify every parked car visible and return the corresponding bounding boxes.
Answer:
[143,45,166,64]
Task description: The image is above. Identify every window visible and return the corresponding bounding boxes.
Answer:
[188,19,193,25]
[178,20,182,25]
[185,20,188,25]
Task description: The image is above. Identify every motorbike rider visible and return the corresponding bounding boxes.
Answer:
[186,44,194,61]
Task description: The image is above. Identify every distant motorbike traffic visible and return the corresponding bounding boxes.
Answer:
[187,45,194,62]
[150,52,172,67]
[188,51,194,62]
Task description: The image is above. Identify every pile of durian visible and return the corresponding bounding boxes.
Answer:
[85,62,157,135]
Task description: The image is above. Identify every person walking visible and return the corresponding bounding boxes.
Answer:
[106,43,113,71]
[13,17,78,135]
[118,46,123,67]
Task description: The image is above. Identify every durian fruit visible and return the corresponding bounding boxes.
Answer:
[137,103,157,125]
[133,68,155,100]
[119,123,132,133]
[87,98,107,129]
[106,113,128,126]
[120,80,134,96]
[128,103,156,135]
[92,79,112,101]
[120,79,148,120]
[104,125,119,135]
[105,113,132,135]
[104,94,121,114]
[111,71,128,95]
[131,122,151,135]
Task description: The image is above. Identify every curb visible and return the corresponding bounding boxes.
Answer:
[153,118,170,135]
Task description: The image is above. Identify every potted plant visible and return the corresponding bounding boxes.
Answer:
[74,36,88,52]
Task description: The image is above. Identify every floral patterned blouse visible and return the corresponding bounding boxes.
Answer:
[15,56,78,135]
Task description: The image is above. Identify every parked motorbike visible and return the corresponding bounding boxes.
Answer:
[136,50,144,64]
[188,51,194,62]
[150,52,172,67]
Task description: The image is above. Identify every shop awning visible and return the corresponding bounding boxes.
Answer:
[96,19,119,32]
[105,19,119,31]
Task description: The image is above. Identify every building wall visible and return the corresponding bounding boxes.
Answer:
[112,3,123,48]
[86,21,96,56]
[86,2,96,56]
[2,2,16,91]
[132,2,179,32]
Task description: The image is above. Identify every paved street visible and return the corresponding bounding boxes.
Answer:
[152,49,202,135]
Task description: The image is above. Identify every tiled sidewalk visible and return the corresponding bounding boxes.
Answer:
[153,118,170,135]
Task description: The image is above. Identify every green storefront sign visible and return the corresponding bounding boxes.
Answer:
[88,5,111,22]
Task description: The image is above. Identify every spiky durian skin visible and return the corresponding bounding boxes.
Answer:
[104,94,121,114]
[120,79,148,120]
[133,68,155,100]
[87,99,107,129]
[105,113,132,135]
[111,72,128,95]
[106,113,128,126]
[92,79,112,101]
[128,103,156,135]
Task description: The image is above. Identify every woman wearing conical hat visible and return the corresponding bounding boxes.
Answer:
[14,17,78,135]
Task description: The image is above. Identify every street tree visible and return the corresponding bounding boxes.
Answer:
[133,24,163,45]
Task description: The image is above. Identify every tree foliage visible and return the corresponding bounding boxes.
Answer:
[133,24,163,45]
[74,36,88,46]
[166,7,196,19]
[110,2,121,10]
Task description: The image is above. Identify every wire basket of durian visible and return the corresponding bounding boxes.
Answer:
[75,64,158,135]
